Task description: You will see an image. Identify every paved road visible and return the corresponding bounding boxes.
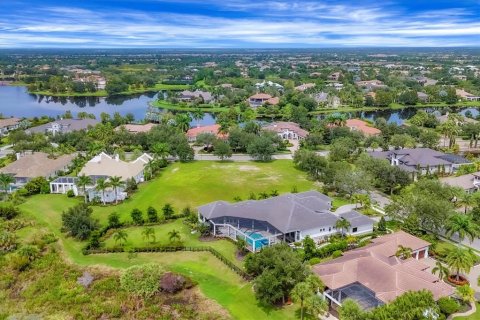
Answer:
[0,145,13,159]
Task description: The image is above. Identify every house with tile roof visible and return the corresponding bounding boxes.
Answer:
[263,121,308,140]
[314,231,454,311]
[346,119,381,136]
[186,124,227,142]
[0,117,22,136]
[248,93,280,108]
[26,119,99,136]
[198,191,374,252]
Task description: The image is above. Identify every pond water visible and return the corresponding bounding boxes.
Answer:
[0,85,216,126]
[1,85,478,127]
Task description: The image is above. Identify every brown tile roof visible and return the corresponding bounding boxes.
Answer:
[346,119,381,136]
[266,97,280,105]
[0,152,75,178]
[249,93,272,100]
[115,123,156,133]
[263,121,309,138]
[313,231,453,303]
[0,117,21,129]
[186,124,227,139]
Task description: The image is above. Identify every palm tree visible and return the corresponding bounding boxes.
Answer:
[446,247,475,282]
[151,142,170,160]
[113,230,128,246]
[191,108,204,127]
[335,218,351,237]
[95,178,111,205]
[395,245,413,260]
[175,113,192,132]
[291,282,311,320]
[431,260,449,281]
[0,173,14,198]
[76,174,92,203]
[445,214,480,243]
[142,227,156,243]
[109,176,124,205]
[168,229,181,243]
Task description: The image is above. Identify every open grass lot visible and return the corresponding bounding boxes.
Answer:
[17,160,314,319]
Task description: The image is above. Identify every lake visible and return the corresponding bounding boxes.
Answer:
[1,85,479,126]
[0,85,216,126]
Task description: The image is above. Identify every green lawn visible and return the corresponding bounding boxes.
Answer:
[17,160,314,320]
[454,303,480,319]
[103,219,243,267]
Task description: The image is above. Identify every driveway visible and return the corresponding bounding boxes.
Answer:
[370,191,391,209]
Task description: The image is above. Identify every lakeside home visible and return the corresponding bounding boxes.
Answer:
[198,191,374,252]
[26,118,99,135]
[115,123,157,134]
[0,117,22,136]
[263,121,308,140]
[186,124,227,142]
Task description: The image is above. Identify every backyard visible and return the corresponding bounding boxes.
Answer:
[16,160,317,320]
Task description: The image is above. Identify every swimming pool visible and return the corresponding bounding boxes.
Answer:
[246,232,269,250]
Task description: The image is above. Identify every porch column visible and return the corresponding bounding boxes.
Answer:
[425,247,429,258]
[213,223,216,236]
[415,251,419,260]
[252,236,256,252]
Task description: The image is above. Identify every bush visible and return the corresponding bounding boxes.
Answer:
[107,212,122,228]
[315,240,348,258]
[309,257,321,265]
[438,297,460,315]
[120,263,164,299]
[332,250,343,258]
[23,177,50,195]
[0,205,20,220]
[17,245,41,262]
[66,189,75,198]
[61,203,99,240]
[147,206,158,223]
[8,254,30,271]
[130,208,144,225]
[0,230,18,253]
[162,204,175,219]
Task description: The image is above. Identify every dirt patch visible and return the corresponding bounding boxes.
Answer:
[184,287,232,319]
[238,165,260,172]
[198,236,218,242]
[172,168,179,173]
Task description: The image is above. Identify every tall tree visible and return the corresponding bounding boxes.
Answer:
[335,218,351,237]
[76,174,92,203]
[446,247,475,281]
[95,178,110,206]
[142,227,156,244]
[445,214,479,243]
[109,176,124,205]
[0,173,14,198]
[113,230,128,246]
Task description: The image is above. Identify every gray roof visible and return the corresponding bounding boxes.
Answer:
[198,191,373,234]
[339,210,376,228]
[27,119,99,134]
[368,148,470,169]
[440,172,480,190]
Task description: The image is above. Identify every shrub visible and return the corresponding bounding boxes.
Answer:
[125,177,138,193]
[66,189,75,198]
[130,208,144,225]
[8,254,30,271]
[332,250,343,258]
[23,177,50,195]
[17,245,41,262]
[309,257,321,265]
[162,204,174,219]
[107,212,122,229]
[120,263,164,299]
[147,206,158,223]
[0,231,18,253]
[61,203,99,240]
[160,272,186,293]
[438,297,460,315]
[315,241,348,258]
[0,205,20,220]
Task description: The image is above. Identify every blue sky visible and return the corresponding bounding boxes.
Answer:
[1,0,480,48]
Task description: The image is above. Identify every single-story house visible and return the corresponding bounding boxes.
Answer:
[417,92,429,103]
[328,72,343,81]
[26,119,99,135]
[313,231,453,311]
[248,93,279,108]
[115,123,157,134]
[368,148,471,177]
[178,90,214,103]
[50,152,152,203]
[198,191,374,252]
[0,117,22,135]
[456,89,480,102]
[0,152,75,191]
[186,124,227,142]
[263,121,308,140]
[355,80,387,91]
[440,171,480,193]
[346,119,381,136]
[295,83,316,92]
[314,92,341,108]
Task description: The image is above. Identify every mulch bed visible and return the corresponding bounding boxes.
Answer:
[447,275,469,286]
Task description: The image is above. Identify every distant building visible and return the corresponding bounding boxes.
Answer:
[295,83,316,92]
[186,124,227,142]
[0,117,22,136]
[248,93,279,108]
[314,92,341,108]
[26,119,99,136]
[346,119,381,136]
[328,72,343,81]
[178,90,214,103]
[417,92,429,103]
[263,121,308,140]
[355,80,387,91]
[456,89,480,101]
[115,123,157,134]
[255,81,283,90]
[441,171,480,193]
[368,148,471,176]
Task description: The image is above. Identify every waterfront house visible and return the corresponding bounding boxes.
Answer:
[178,90,214,103]
[186,124,227,142]
[26,119,99,136]
[248,93,280,108]
[263,121,308,140]
[115,123,157,134]
[346,119,381,136]
[0,117,22,136]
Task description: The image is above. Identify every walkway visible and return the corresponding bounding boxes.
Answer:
[449,302,476,319]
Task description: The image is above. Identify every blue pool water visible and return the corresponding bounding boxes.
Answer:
[247,232,269,250]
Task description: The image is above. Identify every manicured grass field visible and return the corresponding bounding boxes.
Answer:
[17,160,314,319]
[103,219,243,267]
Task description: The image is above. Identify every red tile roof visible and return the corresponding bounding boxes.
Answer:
[346,119,381,136]
[186,124,226,139]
